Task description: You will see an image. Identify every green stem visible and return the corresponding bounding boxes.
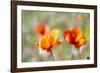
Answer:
[71,45,75,60]
[78,49,81,59]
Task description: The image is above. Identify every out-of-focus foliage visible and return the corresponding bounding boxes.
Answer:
[22,10,90,62]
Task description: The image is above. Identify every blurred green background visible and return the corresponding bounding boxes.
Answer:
[22,10,90,62]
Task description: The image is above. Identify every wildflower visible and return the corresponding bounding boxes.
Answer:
[39,29,61,52]
[34,23,49,36]
[63,26,87,48]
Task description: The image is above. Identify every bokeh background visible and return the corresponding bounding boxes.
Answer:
[22,10,90,62]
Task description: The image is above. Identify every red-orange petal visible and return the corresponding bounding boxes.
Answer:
[54,40,62,46]
[71,26,83,42]
[62,30,69,39]
[34,23,46,35]
[63,30,75,44]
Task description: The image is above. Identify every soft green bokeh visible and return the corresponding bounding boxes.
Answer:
[22,10,90,62]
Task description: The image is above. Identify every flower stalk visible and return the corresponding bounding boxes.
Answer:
[50,50,55,61]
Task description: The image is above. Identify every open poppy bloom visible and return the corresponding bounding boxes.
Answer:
[34,23,49,37]
[38,29,61,54]
[63,26,87,48]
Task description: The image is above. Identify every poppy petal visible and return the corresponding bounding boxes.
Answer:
[54,40,62,46]
[63,30,75,44]
[39,35,50,50]
[34,23,47,36]
[49,29,59,46]
[50,29,59,40]
[48,35,55,47]
[71,26,83,42]
[75,36,87,48]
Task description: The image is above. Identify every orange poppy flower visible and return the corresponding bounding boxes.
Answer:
[63,26,87,48]
[34,23,49,36]
[38,29,61,52]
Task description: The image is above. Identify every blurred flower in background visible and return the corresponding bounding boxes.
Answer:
[34,23,49,37]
